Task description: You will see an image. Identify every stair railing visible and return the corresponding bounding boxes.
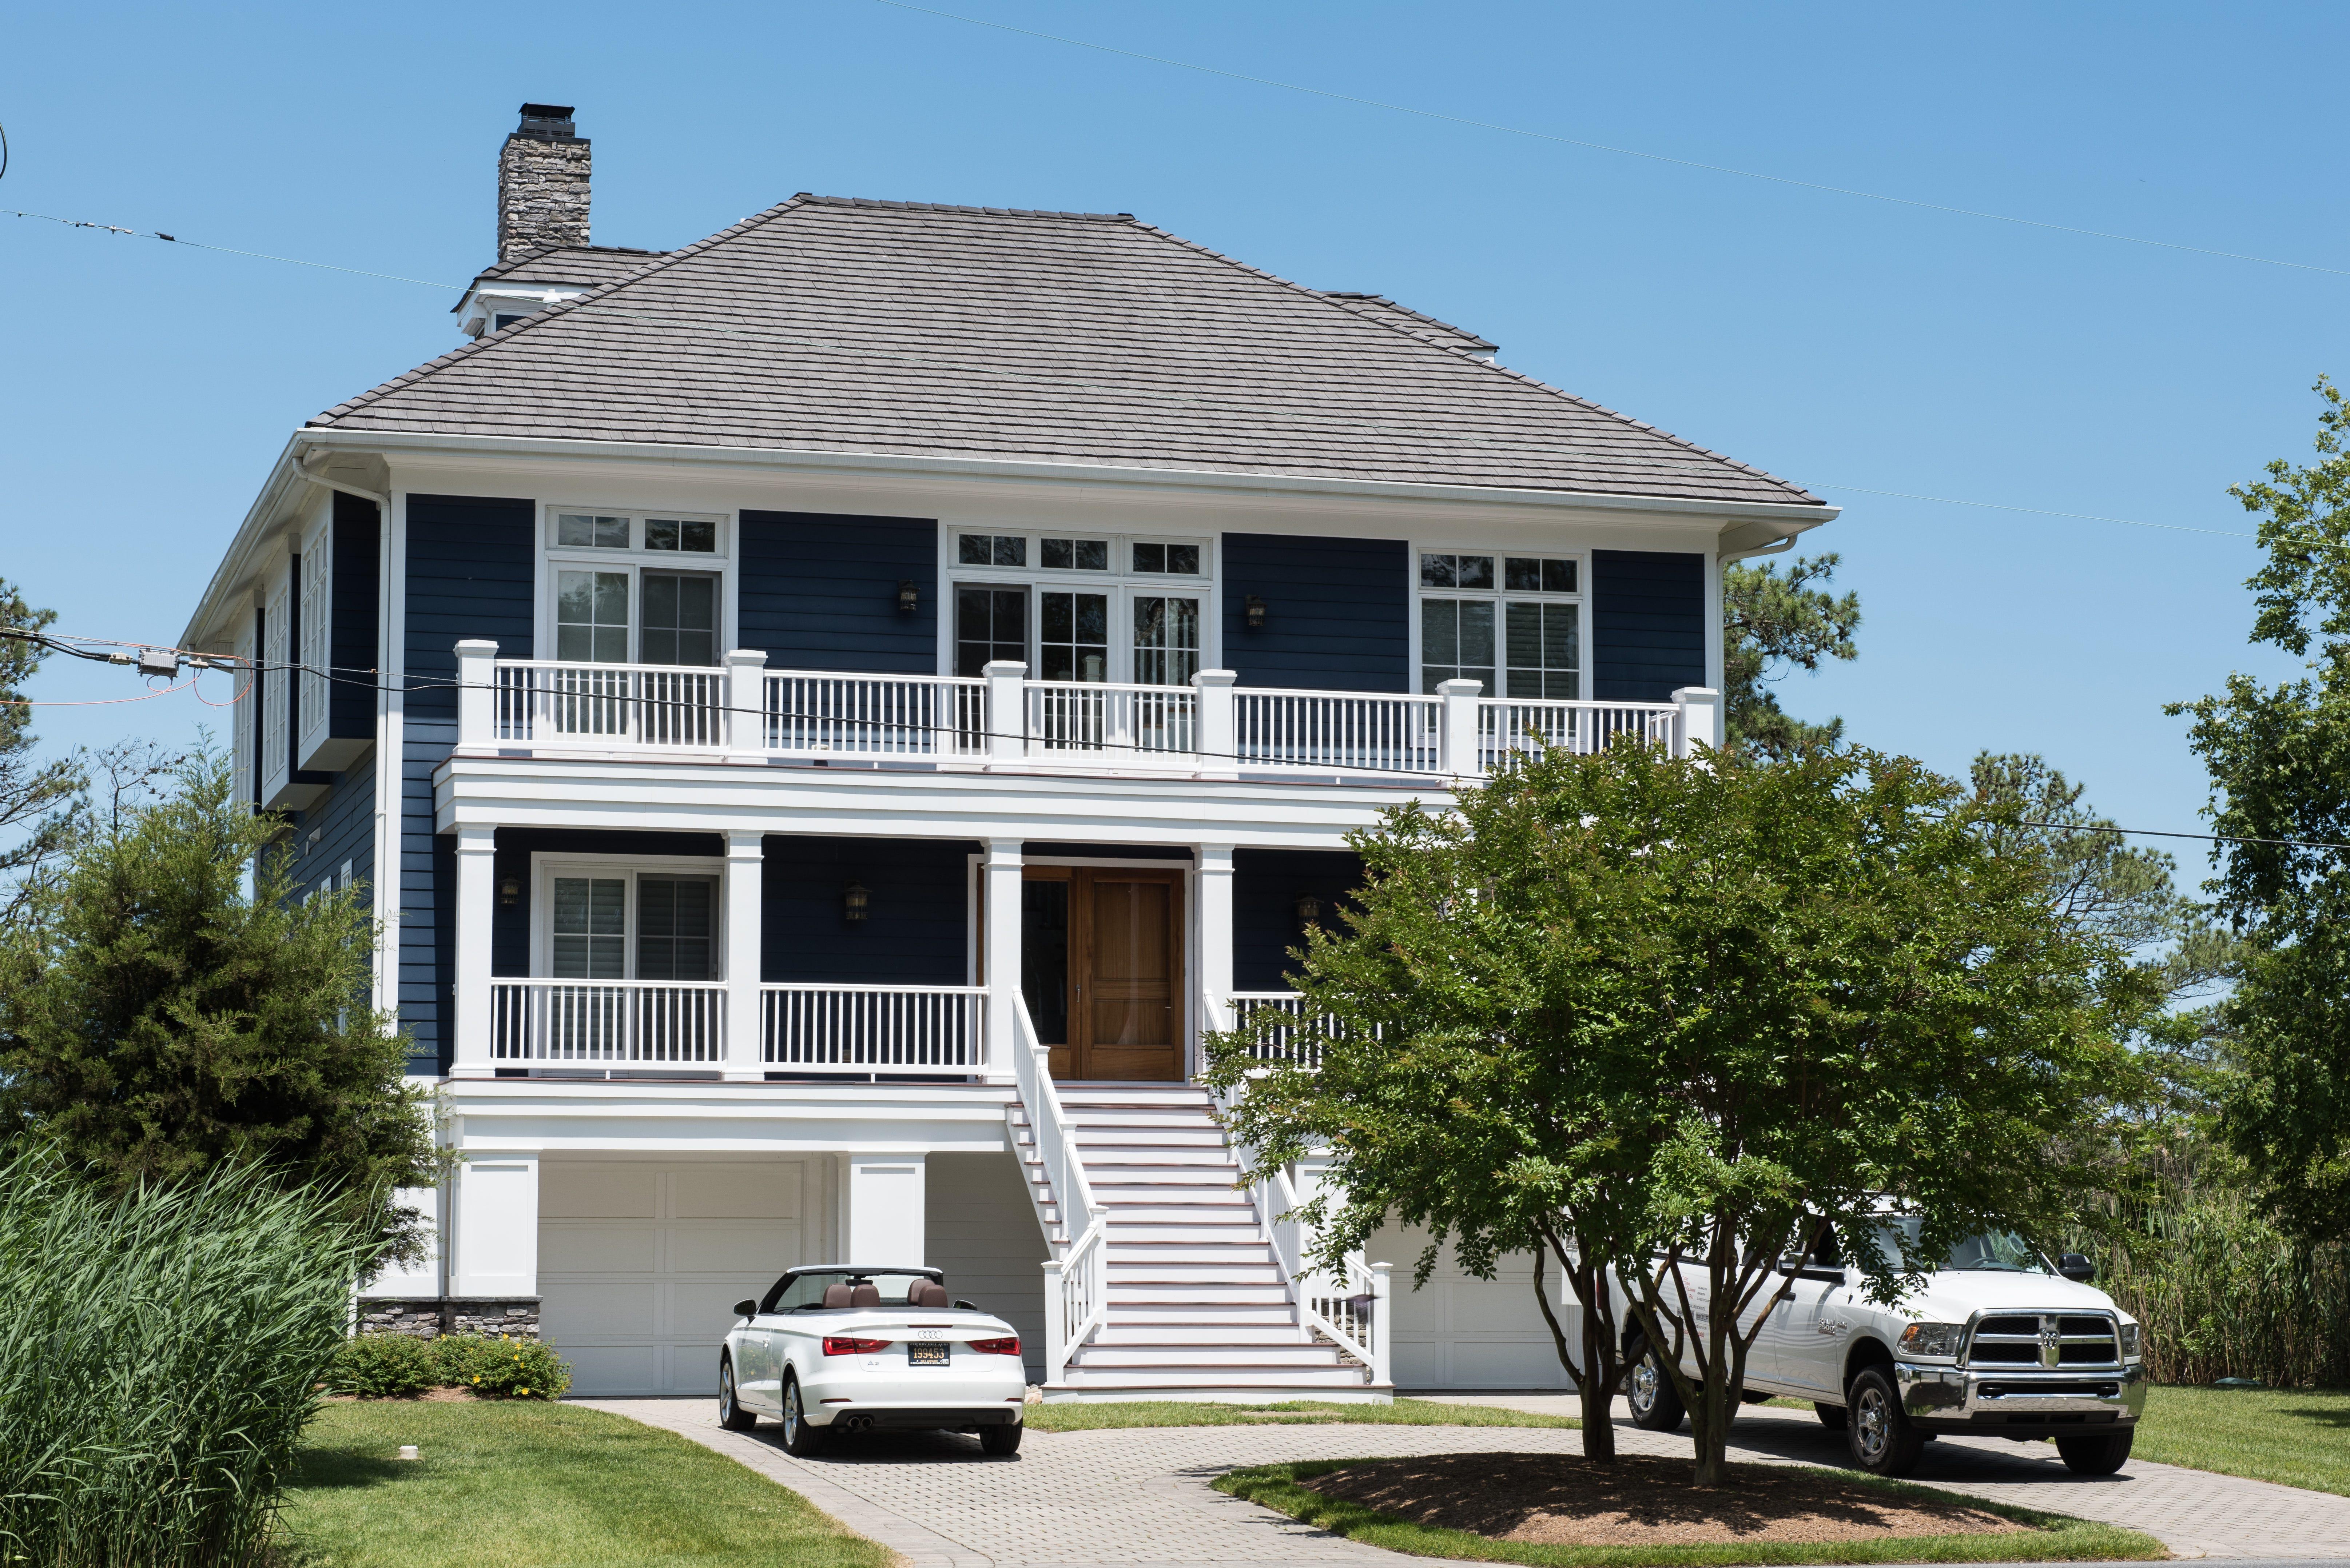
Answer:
[1019,994,1108,1383]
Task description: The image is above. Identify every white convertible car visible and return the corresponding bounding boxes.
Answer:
[717,1265,1028,1456]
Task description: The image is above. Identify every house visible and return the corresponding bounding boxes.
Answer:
[181,104,1835,1400]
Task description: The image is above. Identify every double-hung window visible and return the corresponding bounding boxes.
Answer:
[948,531,1211,686]
[544,510,728,667]
[1417,550,1583,699]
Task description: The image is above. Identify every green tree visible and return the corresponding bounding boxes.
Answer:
[1723,552,1861,759]
[2173,376,2350,1245]
[0,580,84,928]
[0,750,433,1257]
[1209,742,2136,1485]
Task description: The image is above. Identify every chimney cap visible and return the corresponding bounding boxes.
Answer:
[514,103,579,139]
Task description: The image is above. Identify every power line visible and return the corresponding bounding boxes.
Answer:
[861,0,2350,281]
[1814,485,2257,540]
[11,626,2346,854]
[6,208,460,290]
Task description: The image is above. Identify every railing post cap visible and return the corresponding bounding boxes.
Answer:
[981,659,1029,678]
[1436,677,1484,697]
[454,638,500,656]
[1190,669,1238,688]
[1671,686,1722,703]
[723,647,769,667]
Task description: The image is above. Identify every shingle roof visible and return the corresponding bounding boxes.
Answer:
[469,243,671,287]
[1318,292,1496,355]
[318,195,1820,506]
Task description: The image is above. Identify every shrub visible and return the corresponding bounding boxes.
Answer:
[327,1333,440,1399]
[433,1332,572,1400]
[0,1145,373,1568]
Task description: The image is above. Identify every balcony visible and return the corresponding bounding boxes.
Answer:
[484,979,989,1078]
[453,641,1718,779]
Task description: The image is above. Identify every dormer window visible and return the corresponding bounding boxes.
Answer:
[493,312,533,331]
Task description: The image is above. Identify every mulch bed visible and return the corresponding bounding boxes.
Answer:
[1299,1453,2032,1547]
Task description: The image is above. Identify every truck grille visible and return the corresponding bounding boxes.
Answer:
[1968,1313,2119,1368]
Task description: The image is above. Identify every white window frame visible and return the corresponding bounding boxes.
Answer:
[534,506,736,667]
[1408,544,1588,700]
[261,561,292,803]
[297,513,331,755]
[529,853,729,981]
[231,614,257,807]
[936,528,1219,683]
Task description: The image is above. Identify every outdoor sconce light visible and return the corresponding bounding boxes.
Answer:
[500,876,520,906]
[843,882,870,923]
[896,580,920,614]
[1244,594,1267,631]
[1294,891,1322,933]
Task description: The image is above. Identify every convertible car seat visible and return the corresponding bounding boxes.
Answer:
[822,1283,853,1308]
[910,1281,950,1308]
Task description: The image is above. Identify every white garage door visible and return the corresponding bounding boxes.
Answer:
[539,1160,804,1396]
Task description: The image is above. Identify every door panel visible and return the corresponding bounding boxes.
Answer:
[1021,867,1184,1082]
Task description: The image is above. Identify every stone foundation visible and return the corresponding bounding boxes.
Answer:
[357,1297,541,1340]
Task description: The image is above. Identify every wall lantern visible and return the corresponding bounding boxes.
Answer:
[500,876,520,907]
[1244,594,1267,631]
[843,882,870,923]
[1294,891,1322,933]
[896,580,920,615]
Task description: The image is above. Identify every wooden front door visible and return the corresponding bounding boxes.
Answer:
[1022,867,1184,1081]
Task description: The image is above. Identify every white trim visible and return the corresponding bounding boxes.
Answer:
[371,489,405,1020]
[527,850,728,981]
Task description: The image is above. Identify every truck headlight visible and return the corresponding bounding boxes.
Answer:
[2119,1322,2140,1358]
[1898,1322,1964,1359]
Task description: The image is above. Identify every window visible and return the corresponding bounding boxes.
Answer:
[552,877,627,978]
[948,531,1213,685]
[1418,548,1582,699]
[545,866,719,981]
[261,571,290,793]
[635,877,716,980]
[298,533,329,743]
[543,508,729,668]
[492,312,532,331]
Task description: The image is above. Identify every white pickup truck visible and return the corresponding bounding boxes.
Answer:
[1616,1217,2146,1478]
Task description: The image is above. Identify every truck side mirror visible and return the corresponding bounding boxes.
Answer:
[2056,1253,2095,1284]
[733,1298,759,1319]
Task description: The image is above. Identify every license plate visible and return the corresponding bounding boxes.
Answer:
[908,1342,949,1366]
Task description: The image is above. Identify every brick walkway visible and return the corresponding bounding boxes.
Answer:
[582,1395,2350,1565]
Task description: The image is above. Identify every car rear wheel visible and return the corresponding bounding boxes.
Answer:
[1626,1336,1687,1433]
[980,1422,1023,1456]
[717,1356,756,1431]
[2056,1429,2134,1475]
[1846,1366,1924,1477]
[781,1373,827,1457]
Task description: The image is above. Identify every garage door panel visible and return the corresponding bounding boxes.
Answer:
[541,1281,659,1339]
[673,1164,800,1220]
[671,1277,772,1335]
[540,1221,657,1274]
[541,1163,659,1220]
[561,1344,660,1393]
[668,1341,725,1394]
[669,1222,796,1274]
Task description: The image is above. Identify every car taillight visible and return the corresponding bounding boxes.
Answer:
[823,1336,891,1356]
[969,1336,1020,1357]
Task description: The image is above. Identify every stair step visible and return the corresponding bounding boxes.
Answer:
[1059,1364,1369,1389]
[1094,1198,1257,1219]
[1109,1264,1285,1286]
[1108,1282,1292,1304]
[1055,1087,1213,1103]
[1106,1244,1279,1265]
[1093,1322,1308,1345]
[1071,1129,1229,1148]
[1076,1344,1348,1368]
[1105,1223,1262,1243]
[1064,1109,1222,1128]
[1105,1302,1298,1325]
[1082,1148,1238,1167]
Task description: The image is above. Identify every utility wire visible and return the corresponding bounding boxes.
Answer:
[11,626,2347,854]
[5,208,460,290]
[862,0,2350,280]
[1813,485,2256,540]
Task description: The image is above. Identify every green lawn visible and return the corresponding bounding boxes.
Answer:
[1027,1397,1580,1431]
[1215,1459,2167,1567]
[2131,1384,2350,1497]
[276,1400,894,1568]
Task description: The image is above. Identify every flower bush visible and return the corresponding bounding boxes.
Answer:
[430,1332,571,1400]
[326,1333,438,1399]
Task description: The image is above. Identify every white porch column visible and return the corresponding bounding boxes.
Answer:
[983,659,1027,766]
[724,648,769,759]
[450,1149,540,1300]
[455,639,497,747]
[982,838,1023,1072]
[452,823,497,1074]
[1671,686,1723,757]
[724,829,764,1081]
[1194,845,1236,1076]
[844,1153,927,1266]
[1438,677,1484,778]
[1191,669,1237,780]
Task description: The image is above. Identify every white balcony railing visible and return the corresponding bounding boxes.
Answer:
[762,984,986,1073]
[453,641,1717,779]
[489,979,727,1064]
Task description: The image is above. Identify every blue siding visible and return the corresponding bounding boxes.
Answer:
[1233,848,1364,992]
[740,511,937,673]
[286,767,377,909]
[1221,534,1409,693]
[329,492,380,742]
[763,835,976,986]
[1592,549,1706,702]
[491,830,725,977]
[400,494,536,1074]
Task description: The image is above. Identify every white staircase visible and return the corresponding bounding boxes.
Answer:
[1009,1084,1392,1402]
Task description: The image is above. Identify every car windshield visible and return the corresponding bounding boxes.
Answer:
[1875,1218,2048,1273]
[769,1272,945,1310]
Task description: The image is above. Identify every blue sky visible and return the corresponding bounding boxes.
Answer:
[4,0,2341,859]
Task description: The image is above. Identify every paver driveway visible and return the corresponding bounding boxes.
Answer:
[584,1395,2350,1566]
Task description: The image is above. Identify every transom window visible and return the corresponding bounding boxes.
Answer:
[544,508,729,668]
[949,532,1213,685]
[1417,548,1583,700]
[557,512,719,553]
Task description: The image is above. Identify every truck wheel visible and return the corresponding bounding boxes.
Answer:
[1814,1401,1848,1430]
[781,1374,827,1458]
[1846,1366,1924,1477]
[717,1356,756,1431]
[2056,1430,2134,1475]
[1626,1335,1688,1433]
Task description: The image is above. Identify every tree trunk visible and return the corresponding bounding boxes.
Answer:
[1691,1374,1733,1486]
[1578,1285,1618,1461]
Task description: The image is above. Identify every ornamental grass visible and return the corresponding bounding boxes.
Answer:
[0,1145,374,1568]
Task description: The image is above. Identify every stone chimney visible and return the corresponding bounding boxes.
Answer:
[497,104,589,263]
